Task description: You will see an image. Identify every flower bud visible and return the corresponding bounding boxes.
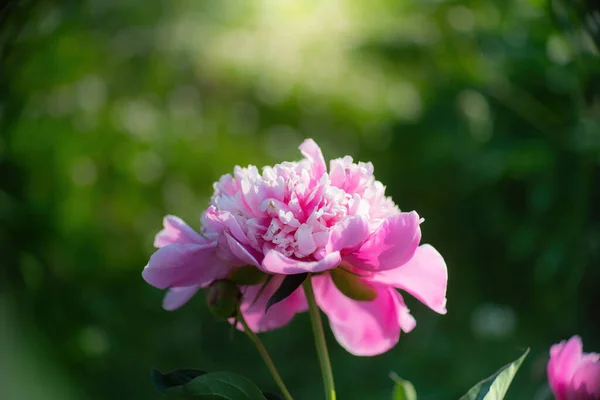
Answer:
[205,280,241,319]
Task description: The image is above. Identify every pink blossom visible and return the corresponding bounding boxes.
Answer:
[548,336,600,400]
[141,138,448,354]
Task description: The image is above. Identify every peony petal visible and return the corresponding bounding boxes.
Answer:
[142,243,225,289]
[326,215,371,253]
[392,290,417,332]
[225,233,262,267]
[204,208,249,245]
[202,206,226,235]
[312,274,413,356]
[232,275,308,333]
[162,285,201,311]
[260,250,341,274]
[154,215,206,248]
[299,138,327,178]
[369,244,448,314]
[295,224,317,256]
[343,212,421,272]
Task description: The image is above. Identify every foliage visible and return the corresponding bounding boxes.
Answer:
[391,373,417,400]
[459,349,529,400]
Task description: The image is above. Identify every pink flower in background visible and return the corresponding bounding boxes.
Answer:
[548,336,600,400]
[142,138,448,353]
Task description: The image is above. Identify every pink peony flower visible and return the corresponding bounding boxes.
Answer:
[142,138,448,354]
[548,336,600,400]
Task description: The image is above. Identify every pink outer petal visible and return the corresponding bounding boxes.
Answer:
[154,215,207,248]
[368,244,448,314]
[162,285,201,311]
[232,276,308,333]
[326,215,371,253]
[343,212,422,272]
[260,250,342,274]
[142,243,227,289]
[225,233,263,267]
[393,292,417,333]
[548,336,585,400]
[312,274,415,356]
[299,138,327,178]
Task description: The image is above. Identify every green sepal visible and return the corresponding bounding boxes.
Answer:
[330,268,377,301]
[228,266,268,286]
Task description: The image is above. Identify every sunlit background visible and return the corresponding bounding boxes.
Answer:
[2,0,599,399]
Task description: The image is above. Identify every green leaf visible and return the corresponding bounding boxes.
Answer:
[265,273,308,312]
[228,266,268,285]
[151,369,207,393]
[330,268,377,301]
[390,372,417,400]
[459,348,530,400]
[165,371,267,399]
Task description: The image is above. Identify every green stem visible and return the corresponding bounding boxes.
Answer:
[303,276,336,400]
[238,312,294,400]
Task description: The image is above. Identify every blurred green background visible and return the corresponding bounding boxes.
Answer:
[1,0,599,399]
